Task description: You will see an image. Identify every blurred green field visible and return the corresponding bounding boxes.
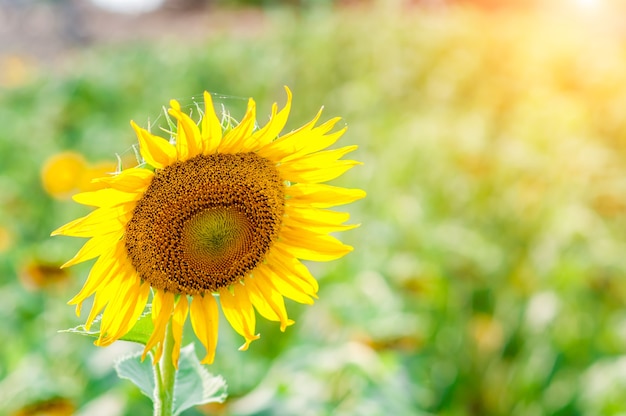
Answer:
[2,2,626,415]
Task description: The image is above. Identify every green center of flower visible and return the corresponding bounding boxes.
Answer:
[186,209,243,255]
[125,153,285,295]
[182,208,253,268]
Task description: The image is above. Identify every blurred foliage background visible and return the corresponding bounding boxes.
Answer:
[2,0,626,414]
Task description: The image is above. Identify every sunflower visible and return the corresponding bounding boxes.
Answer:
[41,152,117,199]
[52,87,364,367]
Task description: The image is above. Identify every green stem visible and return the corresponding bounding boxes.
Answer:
[155,323,176,416]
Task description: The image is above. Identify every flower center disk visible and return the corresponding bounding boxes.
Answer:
[125,153,285,294]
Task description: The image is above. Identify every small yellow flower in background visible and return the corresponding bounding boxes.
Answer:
[41,152,85,199]
[0,226,13,254]
[52,88,365,367]
[41,152,116,199]
[11,397,75,416]
[0,54,35,89]
[19,258,70,291]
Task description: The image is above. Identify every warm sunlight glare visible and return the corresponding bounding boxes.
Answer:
[575,0,601,11]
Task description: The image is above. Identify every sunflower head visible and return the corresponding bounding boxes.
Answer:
[53,87,365,367]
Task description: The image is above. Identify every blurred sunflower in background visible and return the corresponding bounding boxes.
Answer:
[52,87,365,367]
[41,151,116,199]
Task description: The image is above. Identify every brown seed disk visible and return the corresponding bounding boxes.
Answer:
[125,152,284,295]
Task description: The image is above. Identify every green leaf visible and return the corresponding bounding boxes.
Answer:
[173,344,228,416]
[114,344,227,415]
[119,307,155,345]
[114,351,156,400]
[59,305,154,346]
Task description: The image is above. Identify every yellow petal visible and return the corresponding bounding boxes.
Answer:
[218,98,257,153]
[254,264,315,305]
[283,205,358,234]
[84,289,108,330]
[284,217,359,234]
[219,284,260,351]
[131,121,177,169]
[245,275,294,332]
[201,91,223,154]
[190,293,219,364]
[266,246,319,293]
[61,230,123,268]
[256,107,324,160]
[72,188,142,208]
[281,126,348,164]
[51,205,132,238]
[171,295,189,369]
[68,241,126,306]
[169,102,202,161]
[286,183,366,208]
[142,291,176,363]
[92,167,153,193]
[257,111,344,161]
[243,86,292,150]
[279,159,362,184]
[168,100,188,160]
[277,227,353,261]
[97,272,149,346]
[280,145,358,171]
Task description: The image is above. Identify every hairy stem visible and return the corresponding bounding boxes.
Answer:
[155,323,176,416]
